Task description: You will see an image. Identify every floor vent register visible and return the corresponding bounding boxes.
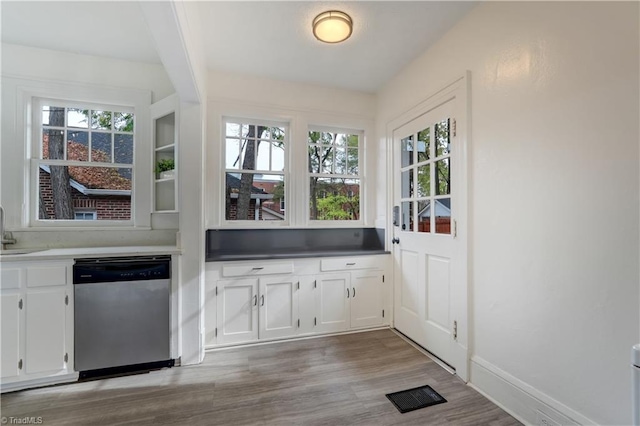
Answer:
[386,384,447,414]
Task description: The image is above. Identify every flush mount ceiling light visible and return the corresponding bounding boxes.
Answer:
[312,10,353,44]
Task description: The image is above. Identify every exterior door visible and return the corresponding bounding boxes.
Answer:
[216,279,259,344]
[393,97,458,368]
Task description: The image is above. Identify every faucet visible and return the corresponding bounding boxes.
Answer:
[0,206,17,249]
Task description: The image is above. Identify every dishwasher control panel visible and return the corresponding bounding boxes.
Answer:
[73,256,171,284]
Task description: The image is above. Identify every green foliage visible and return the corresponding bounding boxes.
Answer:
[156,158,175,174]
[80,110,134,132]
[315,194,359,220]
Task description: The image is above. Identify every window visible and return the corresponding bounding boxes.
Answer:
[74,211,97,220]
[308,129,361,221]
[224,119,286,222]
[36,100,134,223]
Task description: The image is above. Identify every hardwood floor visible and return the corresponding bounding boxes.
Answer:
[1,329,520,425]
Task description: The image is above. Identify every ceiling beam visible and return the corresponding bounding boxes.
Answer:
[139,1,205,103]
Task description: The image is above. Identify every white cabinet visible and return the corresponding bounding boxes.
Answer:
[216,275,299,344]
[151,94,179,213]
[216,279,259,345]
[25,287,67,375]
[315,273,350,333]
[259,276,298,340]
[350,270,384,329]
[1,291,21,379]
[0,261,74,391]
[206,255,389,349]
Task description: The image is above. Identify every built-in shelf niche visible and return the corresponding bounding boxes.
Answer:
[151,95,178,213]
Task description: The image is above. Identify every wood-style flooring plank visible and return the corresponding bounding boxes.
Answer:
[1,329,521,426]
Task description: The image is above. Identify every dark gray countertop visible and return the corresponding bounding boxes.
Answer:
[206,249,390,262]
[205,228,387,262]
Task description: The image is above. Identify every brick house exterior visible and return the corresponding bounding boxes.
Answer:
[39,168,131,220]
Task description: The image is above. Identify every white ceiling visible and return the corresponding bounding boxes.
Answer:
[0,1,161,64]
[1,1,476,93]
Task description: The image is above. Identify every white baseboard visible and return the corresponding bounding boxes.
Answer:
[470,356,595,425]
[1,372,78,393]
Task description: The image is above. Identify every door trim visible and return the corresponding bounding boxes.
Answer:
[385,72,470,382]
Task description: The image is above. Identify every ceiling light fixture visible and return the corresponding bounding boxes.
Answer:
[312,10,353,44]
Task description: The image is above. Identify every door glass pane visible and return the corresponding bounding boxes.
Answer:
[435,158,450,195]
[401,135,413,168]
[401,201,413,232]
[435,197,451,234]
[417,200,431,233]
[417,128,430,163]
[417,164,430,197]
[435,119,450,157]
[401,170,413,198]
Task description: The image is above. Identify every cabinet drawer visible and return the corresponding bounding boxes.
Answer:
[26,265,68,287]
[222,262,293,277]
[321,257,380,272]
[0,268,22,289]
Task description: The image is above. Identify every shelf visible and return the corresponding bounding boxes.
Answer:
[155,177,175,184]
[155,143,175,152]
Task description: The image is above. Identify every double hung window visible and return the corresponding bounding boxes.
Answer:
[223,119,287,222]
[308,128,361,221]
[35,99,134,223]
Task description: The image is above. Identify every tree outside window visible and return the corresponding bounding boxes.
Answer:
[308,129,361,221]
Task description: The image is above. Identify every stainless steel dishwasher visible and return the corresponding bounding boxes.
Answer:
[74,256,173,378]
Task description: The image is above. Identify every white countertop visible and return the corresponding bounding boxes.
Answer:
[0,245,181,261]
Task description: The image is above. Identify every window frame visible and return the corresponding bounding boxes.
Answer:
[307,125,363,225]
[32,98,136,226]
[13,79,151,230]
[221,116,290,227]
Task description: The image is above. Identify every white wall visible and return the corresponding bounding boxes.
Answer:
[1,43,177,247]
[377,2,639,425]
[206,70,377,228]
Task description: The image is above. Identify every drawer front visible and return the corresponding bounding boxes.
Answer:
[0,268,22,289]
[321,257,381,272]
[222,262,293,277]
[26,265,68,287]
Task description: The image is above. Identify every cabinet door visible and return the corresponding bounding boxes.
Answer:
[350,270,384,329]
[25,287,67,375]
[298,276,317,335]
[315,274,350,333]
[216,279,259,344]
[1,291,22,379]
[259,276,298,340]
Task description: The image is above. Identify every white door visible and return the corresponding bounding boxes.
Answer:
[1,292,21,379]
[25,287,66,375]
[393,97,459,367]
[216,279,259,344]
[315,274,350,333]
[259,276,299,339]
[350,270,384,328]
